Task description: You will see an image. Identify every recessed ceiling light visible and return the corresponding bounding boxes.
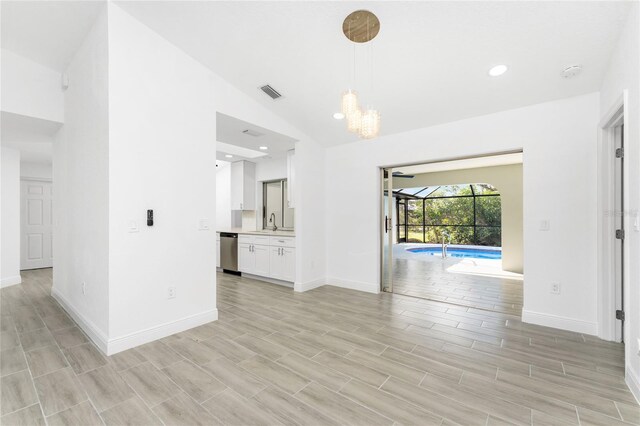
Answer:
[259,146,268,150]
[225,154,233,158]
[333,112,345,120]
[488,64,508,77]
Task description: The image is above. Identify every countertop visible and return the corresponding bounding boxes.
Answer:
[217,228,295,237]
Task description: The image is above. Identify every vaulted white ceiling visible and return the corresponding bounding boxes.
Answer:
[114,1,631,146]
[2,1,631,147]
[1,1,104,71]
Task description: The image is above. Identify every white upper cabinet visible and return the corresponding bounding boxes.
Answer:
[286,150,295,208]
[230,160,256,210]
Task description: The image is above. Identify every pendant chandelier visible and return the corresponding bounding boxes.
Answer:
[341,10,381,139]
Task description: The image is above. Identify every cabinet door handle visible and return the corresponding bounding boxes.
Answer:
[250,244,253,252]
[240,203,243,210]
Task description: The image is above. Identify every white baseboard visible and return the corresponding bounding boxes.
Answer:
[626,366,640,404]
[326,277,379,294]
[107,308,218,355]
[52,288,110,353]
[522,309,598,335]
[241,273,294,289]
[52,287,218,356]
[1,275,22,288]
[295,278,326,293]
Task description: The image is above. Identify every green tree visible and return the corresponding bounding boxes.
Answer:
[398,184,502,246]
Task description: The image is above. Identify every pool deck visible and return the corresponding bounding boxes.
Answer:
[392,243,524,315]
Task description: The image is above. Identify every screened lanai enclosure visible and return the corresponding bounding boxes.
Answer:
[395,184,501,246]
[383,177,523,316]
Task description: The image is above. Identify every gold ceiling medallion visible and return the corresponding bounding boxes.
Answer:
[342,10,380,43]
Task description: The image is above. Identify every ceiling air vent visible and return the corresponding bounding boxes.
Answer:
[260,84,282,100]
[242,129,263,137]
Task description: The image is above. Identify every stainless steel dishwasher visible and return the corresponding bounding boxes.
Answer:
[219,232,239,273]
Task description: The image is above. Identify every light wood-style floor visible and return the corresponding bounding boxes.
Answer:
[1,268,638,425]
[392,246,524,315]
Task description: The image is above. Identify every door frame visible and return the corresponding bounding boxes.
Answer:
[378,149,524,294]
[597,91,629,342]
[379,168,394,293]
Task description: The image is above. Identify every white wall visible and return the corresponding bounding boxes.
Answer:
[1,49,64,123]
[1,147,21,287]
[396,164,523,273]
[21,161,52,180]
[106,3,217,351]
[256,156,287,182]
[326,93,600,334]
[50,2,326,354]
[52,7,110,342]
[599,2,640,401]
[294,139,326,290]
[216,163,233,230]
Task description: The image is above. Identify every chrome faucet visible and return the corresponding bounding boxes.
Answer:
[441,231,450,258]
[269,213,278,231]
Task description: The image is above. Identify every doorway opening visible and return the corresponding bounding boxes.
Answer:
[381,152,524,315]
[598,96,627,343]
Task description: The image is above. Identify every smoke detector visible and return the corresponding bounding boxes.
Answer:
[562,65,582,79]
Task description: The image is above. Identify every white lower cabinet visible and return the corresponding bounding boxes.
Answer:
[282,247,296,282]
[238,234,295,283]
[270,246,295,282]
[254,244,270,276]
[238,242,254,273]
[270,247,284,279]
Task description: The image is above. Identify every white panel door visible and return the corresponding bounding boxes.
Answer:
[21,180,53,270]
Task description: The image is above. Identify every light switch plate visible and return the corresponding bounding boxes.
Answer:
[128,220,139,233]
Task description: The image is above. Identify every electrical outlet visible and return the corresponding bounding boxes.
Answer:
[550,282,561,295]
[81,282,86,295]
[168,287,176,299]
[540,220,550,231]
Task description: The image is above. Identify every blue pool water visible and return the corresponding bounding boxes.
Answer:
[407,247,502,260]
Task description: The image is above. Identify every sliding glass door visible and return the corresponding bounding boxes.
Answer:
[381,168,394,292]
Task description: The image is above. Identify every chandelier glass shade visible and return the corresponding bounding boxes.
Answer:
[341,90,359,118]
[346,108,362,133]
[360,108,380,139]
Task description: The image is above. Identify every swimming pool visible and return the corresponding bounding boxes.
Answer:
[407,246,502,260]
